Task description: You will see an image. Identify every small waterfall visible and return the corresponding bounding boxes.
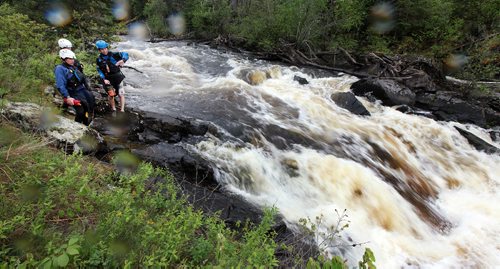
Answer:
[116,39,500,268]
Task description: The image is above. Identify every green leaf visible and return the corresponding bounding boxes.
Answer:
[66,246,80,256]
[42,259,52,269]
[56,253,69,267]
[68,237,79,246]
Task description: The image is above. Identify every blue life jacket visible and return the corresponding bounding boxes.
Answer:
[96,51,129,79]
[54,63,86,98]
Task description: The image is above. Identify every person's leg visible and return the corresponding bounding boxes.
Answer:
[81,90,95,122]
[108,94,116,111]
[114,82,125,112]
[82,90,95,111]
[72,91,90,125]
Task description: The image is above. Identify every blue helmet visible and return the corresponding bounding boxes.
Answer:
[95,40,108,49]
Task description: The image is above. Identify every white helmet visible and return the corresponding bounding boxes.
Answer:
[58,38,72,49]
[59,49,76,59]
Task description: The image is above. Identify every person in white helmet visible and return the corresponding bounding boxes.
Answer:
[54,49,95,125]
[57,38,84,72]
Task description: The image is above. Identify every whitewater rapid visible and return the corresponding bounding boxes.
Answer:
[116,38,500,268]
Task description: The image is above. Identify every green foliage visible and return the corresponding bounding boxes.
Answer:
[185,0,232,39]
[0,4,53,103]
[359,248,376,269]
[457,34,500,80]
[297,209,377,269]
[306,255,347,269]
[143,0,170,37]
[0,123,281,268]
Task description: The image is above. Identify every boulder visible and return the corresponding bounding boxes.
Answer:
[133,142,217,188]
[331,92,370,116]
[351,78,416,106]
[0,102,106,154]
[454,126,500,154]
[237,69,268,85]
[400,68,437,92]
[266,65,282,79]
[293,75,309,85]
[247,70,267,85]
[415,91,500,127]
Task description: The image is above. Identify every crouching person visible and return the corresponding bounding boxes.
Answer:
[55,49,95,125]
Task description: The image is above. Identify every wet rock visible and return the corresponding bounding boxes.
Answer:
[138,111,209,142]
[351,78,416,106]
[293,75,309,85]
[137,129,163,144]
[415,91,500,127]
[237,69,268,85]
[331,92,371,116]
[400,68,437,92]
[394,104,413,113]
[282,158,300,177]
[266,65,282,79]
[454,126,500,154]
[393,105,437,119]
[133,142,217,188]
[490,128,500,142]
[247,70,267,85]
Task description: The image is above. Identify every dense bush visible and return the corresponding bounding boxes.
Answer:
[173,0,498,80]
[0,4,53,102]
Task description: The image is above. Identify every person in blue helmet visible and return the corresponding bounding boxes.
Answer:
[55,49,95,125]
[95,40,129,114]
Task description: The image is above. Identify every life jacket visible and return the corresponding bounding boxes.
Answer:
[63,63,86,90]
[97,52,123,76]
[74,60,84,73]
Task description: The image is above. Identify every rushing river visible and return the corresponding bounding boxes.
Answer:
[115,38,500,268]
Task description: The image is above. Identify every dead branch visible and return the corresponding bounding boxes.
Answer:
[338,47,361,66]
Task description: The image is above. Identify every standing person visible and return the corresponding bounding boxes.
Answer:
[95,40,129,114]
[55,49,95,126]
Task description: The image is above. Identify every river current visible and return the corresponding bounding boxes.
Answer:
[115,38,500,268]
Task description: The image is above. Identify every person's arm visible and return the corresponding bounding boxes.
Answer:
[55,66,69,98]
[120,51,129,62]
[55,66,76,105]
[115,52,129,67]
[96,58,110,85]
[96,58,105,80]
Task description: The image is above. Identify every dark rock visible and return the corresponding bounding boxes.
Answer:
[351,78,416,106]
[454,126,500,154]
[400,68,438,93]
[133,142,217,188]
[139,111,209,141]
[293,75,309,85]
[394,105,413,113]
[490,129,500,142]
[331,92,371,116]
[394,105,437,119]
[137,129,163,144]
[415,91,500,127]
[144,174,264,226]
[180,179,263,225]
